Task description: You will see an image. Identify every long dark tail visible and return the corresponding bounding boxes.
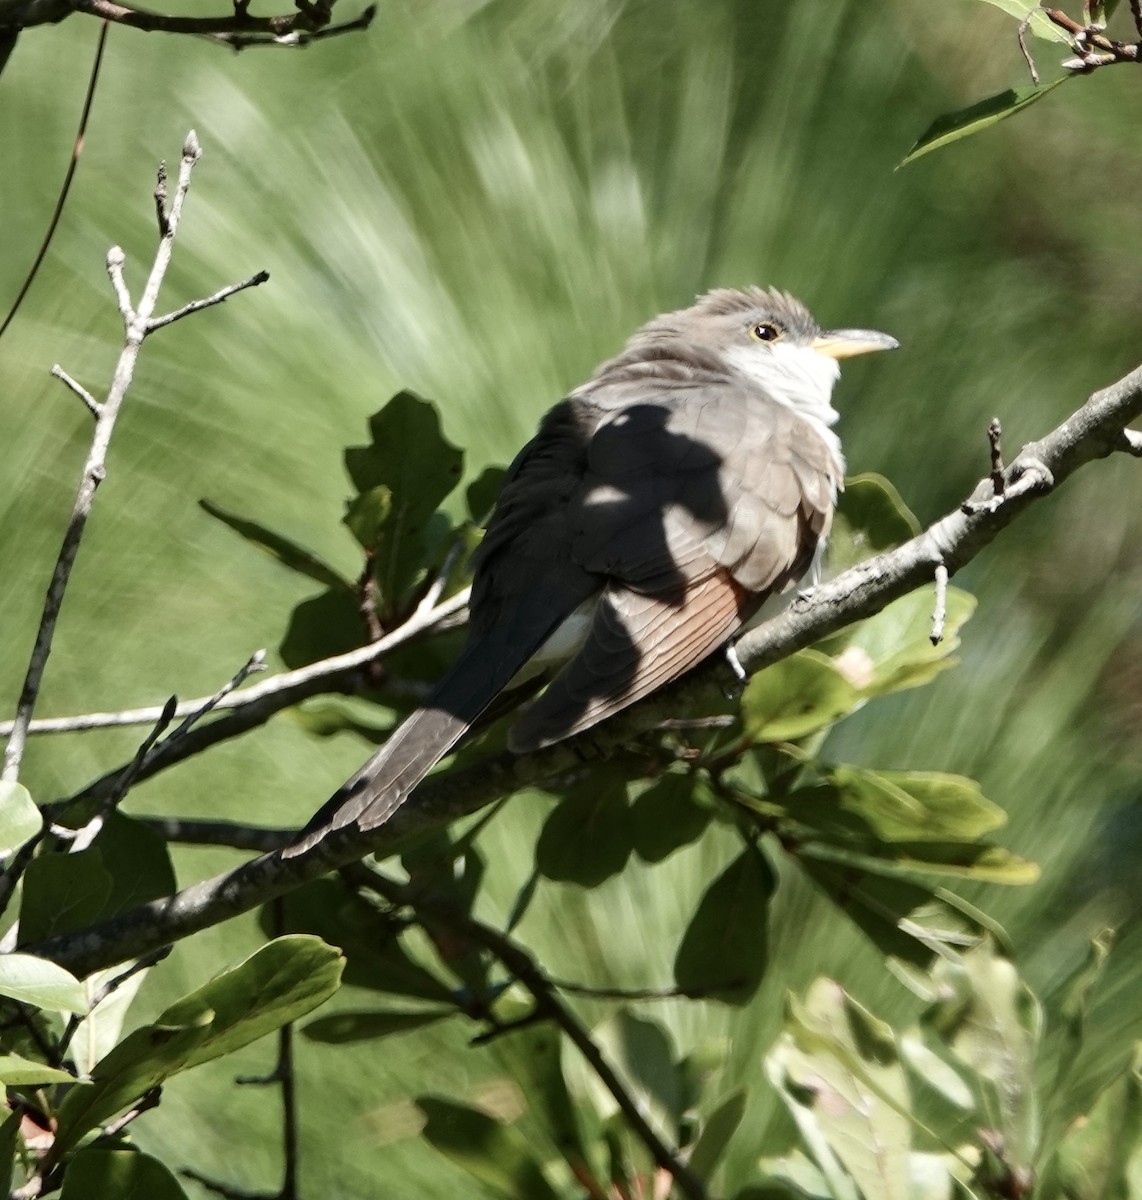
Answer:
[282,587,583,858]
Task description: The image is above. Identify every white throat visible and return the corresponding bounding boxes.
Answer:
[726,341,844,468]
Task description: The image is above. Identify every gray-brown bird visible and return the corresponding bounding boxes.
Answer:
[285,287,896,856]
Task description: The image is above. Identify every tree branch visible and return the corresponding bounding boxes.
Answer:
[21,362,1142,979]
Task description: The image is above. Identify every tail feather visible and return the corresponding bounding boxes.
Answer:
[283,583,592,857]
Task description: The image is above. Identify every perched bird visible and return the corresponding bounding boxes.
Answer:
[285,287,896,856]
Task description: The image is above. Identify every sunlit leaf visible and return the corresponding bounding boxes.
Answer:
[787,767,1006,845]
[51,1013,214,1160]
[741,650,863,743]
[830,588,975,698]
[974,0,1071,41]
[924,939,1041,1167]
[302,1007,454,1042]
[157,935,344,1069]
[70,962,154,1078]
[0,954,86,1015]
[900,79,1069,168]
[829,474,920,574]
[60,1148,189,1200]
[799,838,1039,885]
[768,979,911,1200]
[0,1053,78,1086]
[0,781,41,856]
[199,498,351,591]
[675,844,775,1003]
[1054,1042,1142,1200]
[417,1096,562,1199]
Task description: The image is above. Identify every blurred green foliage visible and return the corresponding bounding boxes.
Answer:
[1,0,1141,1194]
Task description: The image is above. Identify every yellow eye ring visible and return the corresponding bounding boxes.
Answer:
[750,321,783,343]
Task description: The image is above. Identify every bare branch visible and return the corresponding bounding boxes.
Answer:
[21,362,1142,981]
[49,365,100,417]
[1,132,265,786]
[147,270,270,333]
[1,588,468,738]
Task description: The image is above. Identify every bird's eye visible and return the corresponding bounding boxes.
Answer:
[750,321,783,343]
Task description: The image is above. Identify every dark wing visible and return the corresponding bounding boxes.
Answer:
[507,378,841,751]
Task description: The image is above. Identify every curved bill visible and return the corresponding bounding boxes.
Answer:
[812,329,899,360]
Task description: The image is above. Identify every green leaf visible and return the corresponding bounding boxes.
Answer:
[264,879,454,1001]
[797,861,994,985]
[293,694,393,744]
[589,1011,684,1135]
[630,772,715,863]
[1054,1043,1142,1200]
[535,773,633,886]
[60,1148,189,1200]
[199,498,351,591]
[279,586,371,668]
[674,844,775,1003]
[51,1013,214,1160]
[0,1053,78,1085]
[975,0,1071,41]
[828,587,976,699]
[302,1007,454,1042]
[69,962,154,1078]
[690,1087,748,1182]
[0,781,41,855]
[417,1096,562,1199]
[0,953,86,1015]
[492,1005,594,1180]
[924,939,1041,1167]
[157,935,344,1070]
[768,979,912,1200]
[343,392,465,613]
[19,849,112,945]
[93,813,178,919]
[466,464,507,523]
[799,838,1039,885]
[740,650,863,743]
[828,474,920,574]
[343,483,394,548]
[788,767,1006,845]
[900,79,1069,168]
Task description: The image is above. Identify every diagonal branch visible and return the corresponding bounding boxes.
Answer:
[20,363,1142,978]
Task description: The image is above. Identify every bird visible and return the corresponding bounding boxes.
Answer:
[284,287,896,857]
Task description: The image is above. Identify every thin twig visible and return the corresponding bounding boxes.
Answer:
[153,160,169,237]
[208,2,375,46]
[1,588,468,738]
[156,650,267,751]
[0,21,109,345]
[930,563,949,646]
[347,864,708,1200]
[2,132,264,785]
[99,1086,162,1138]
[57,947,171,1060]
[50,365,100,417]
[147,271,269,333]
[988,417,1005,495]
[1017,13,1041,83]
